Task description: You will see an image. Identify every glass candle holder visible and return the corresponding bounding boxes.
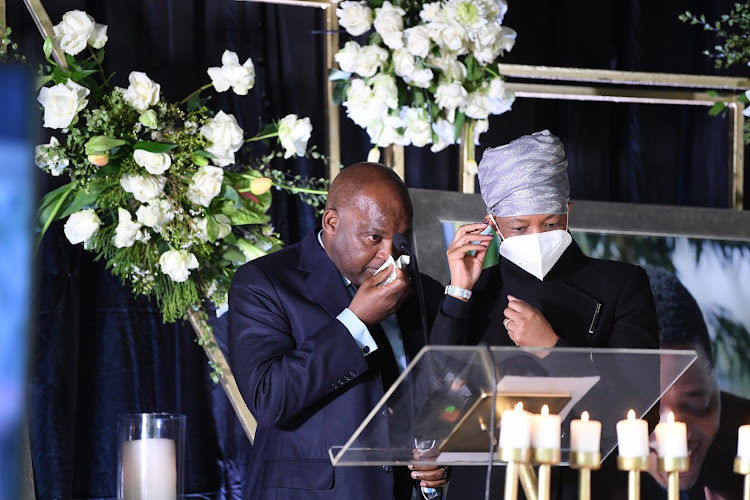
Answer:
[117,413,185,500]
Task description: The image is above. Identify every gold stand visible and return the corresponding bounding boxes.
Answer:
[734,457,750,500]
[533,448,561,500]
[499,447,531,500]
[519,464,538,500]
[617,456,650,500]
[570,451,601,500]
[658,457,688,500]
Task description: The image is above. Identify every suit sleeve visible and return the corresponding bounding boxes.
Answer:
[608,265,659,349]
[428,294,471,345]
[228,263,370,428]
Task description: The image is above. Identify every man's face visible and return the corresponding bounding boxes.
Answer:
[648,352,720,489]
[322,190,411,286]
[485,203,570,239]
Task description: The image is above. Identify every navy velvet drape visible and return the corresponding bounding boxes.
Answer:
[8,0,748,498]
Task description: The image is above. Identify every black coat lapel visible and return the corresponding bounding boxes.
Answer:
[298,231,353,319]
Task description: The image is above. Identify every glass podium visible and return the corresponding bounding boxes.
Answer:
[329,346,696,467]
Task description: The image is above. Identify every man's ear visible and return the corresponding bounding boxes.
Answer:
[322,209,338,234]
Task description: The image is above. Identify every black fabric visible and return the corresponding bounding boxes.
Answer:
[8,0,748,498]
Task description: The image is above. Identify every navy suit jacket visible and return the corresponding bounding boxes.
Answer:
[228,231,445,500]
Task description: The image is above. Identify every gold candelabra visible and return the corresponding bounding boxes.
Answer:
[617,456,650,500]
[570,451,601,500]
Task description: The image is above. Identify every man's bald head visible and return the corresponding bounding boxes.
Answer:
[321,162,412,284]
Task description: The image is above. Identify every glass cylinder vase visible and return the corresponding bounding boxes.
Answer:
[117,413,185,500]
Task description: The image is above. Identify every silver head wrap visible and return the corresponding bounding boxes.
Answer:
[478,130,570,217]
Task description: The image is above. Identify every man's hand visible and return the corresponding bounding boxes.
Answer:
[409,464,450,489]
[348,264,411,324]
[503,295,559,347]
[445,222,493,293]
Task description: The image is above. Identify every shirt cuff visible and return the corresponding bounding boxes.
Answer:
[337,308,378,356]
[441,295,471,319]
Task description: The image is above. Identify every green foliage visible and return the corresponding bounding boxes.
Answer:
[680,4,750,69]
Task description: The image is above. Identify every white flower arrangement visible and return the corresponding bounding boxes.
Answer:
[331,0,517,153]
[31,10,330,323]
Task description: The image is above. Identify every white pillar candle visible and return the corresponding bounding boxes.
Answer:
[616,409,649,458]
[122,438,177,500]
[531,405,561,450]
[570,411,602,453]
[499,402,532,450]
[738,425,750,459]
[654,411,688,459]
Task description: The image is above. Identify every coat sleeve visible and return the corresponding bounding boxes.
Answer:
[608,265,659,349]
[227,263,370,428]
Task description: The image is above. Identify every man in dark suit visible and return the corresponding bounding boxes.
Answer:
[431,130,659,499]
[228,162,450,500]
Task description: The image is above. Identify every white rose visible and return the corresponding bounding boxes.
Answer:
[370,74,399,110]
[133,149,172,175]
[200,111,244,166]
[120,174,166,203]
[374,2,405,49]
[401,107,432,148]
[35,136,69,176]
[404,26,431,58]
[419,2,442,22]
[435,82,468,112]
[135,199,174,231]
[334,41,360,74]
[496,26,517,54]
[37,79,90,129]
[463,89,491,119]
[353,45,388,78]
[187,165,224,207]
[196,214,232,241]
[207,50,255,96]
[429,53,467,82]
[113,208,144,248]
[123,71,161,112]
[278,114,312,159]
[63,209,101,245]
[343,79,383,128]
[435,24,466,53]
[336,1,373,37]
[393,48,417,78]
[52,10,108,56]
[403,67,434,88]
[487,78,515,115]
[431,117,457,152]
[473,118,489,145]
[159,249,199,283]
[366,113,408,147]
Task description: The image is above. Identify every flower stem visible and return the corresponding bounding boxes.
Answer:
[178,83,213,106]
[236,184,327,195]
[88,46,107,83]
[245,132,279,143]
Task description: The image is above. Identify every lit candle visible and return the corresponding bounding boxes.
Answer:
[654,411,688,459]
[500,402,532,450]
[531,405,561,450]
[570,411,602,453]
[616,410,649,458]
[738,425,750,460]
[122,438,177,500]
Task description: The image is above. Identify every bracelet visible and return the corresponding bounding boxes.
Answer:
[444,285,472,300]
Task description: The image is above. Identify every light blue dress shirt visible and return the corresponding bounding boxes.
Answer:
[318,231,407,372]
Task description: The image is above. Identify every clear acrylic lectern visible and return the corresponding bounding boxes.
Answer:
[329,346,696,467]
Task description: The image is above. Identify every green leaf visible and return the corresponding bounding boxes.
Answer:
[192,153,209,167]
[36,183,74,226]
[708,102,727,116]
[222,246,247,263]
[221,204,269,226]
[133,141,178,153]
[43,36,53,60]
[206,216,220,243]
[58,183,107,220]
[194,149,217,159]
[332,81,350,106]
[187,94,201,112]
[221,184,240,204]
[454,110,466,143]
[236,239,268,261]
[85,135,129,154]
[329,69,352,81]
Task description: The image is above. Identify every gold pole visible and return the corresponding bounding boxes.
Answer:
[537,464,551,500]
[0,0,6,56]
[728,100,745,209]
[667,471,679,500]
[504,460,520,500]
[735,457,750,500]
[627,470,640,500]
[382,145,405,180]
[659,456,688,500]
[458,119,477,193]
[323,3,340,181]
[23,0,67,68]
[578,468,591,500]
[570,451,600,500]
[519,463,538,500]
[745,473,750,500]
[618,456,649,500]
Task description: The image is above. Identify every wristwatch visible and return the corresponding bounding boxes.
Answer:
[444,285,472,300]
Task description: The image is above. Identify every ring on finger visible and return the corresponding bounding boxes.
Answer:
[503,318,511,330]
[440,466,448,479]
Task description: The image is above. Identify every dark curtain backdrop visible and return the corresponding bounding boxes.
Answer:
[8,0,747,498]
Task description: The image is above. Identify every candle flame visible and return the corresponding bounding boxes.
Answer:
[514,402,524,412]
[581,411,589,422]
[541,404,549,417]
[667,411,675,424]
[627,409,636,421]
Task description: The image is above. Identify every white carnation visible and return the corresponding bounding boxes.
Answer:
[473,118,489,144]
[374,2,406,49]
[404,26,431,58]
[187,166,224,207]
[401,107,432,148]
[123,72,161,112]
[63,209,101,246]
[370,74,399,110]
[431,117,457,153]
[336,1,373,36]
[37,79,90,129]
[113,208,144,248]
[353,45,388,78]
[133,149,172,175]
[429,53,467,82]
[207,50,255,96]
[403,67,434,88]
[52,10,108,56]
[487,78,515,115]
[419,2,442,22]
[35,136,69,176]
[435,82,468,113]
[159,249,199,283]
[120,174,166,203]
[335,41,360,74]
[136,199,174,232]
[463,89,491,120]
[366,113,408,148]
[343,79,383,128]
[393,48,417,79]
[278,114,312,159]
[200,111,244,166]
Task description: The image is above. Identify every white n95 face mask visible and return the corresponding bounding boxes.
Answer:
[489,215,572,281]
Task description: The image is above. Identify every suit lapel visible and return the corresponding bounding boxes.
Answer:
[298,231,353,319]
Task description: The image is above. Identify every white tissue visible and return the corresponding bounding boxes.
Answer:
[373,254,411,286]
